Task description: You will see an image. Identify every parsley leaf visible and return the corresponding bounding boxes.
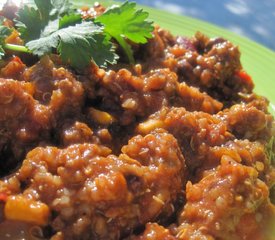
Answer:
[0,25,12,59]
[95,1,154,63]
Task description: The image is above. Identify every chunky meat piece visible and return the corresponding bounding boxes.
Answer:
[177,158,274,240]
[0,79,36,122]
[137,104,274,180]
[136,27,175,69]
[1,131,186,240]
[0,56,26,80]
[22,56,55,104]
[162,32,253,104]
[22,57,85,119]
[219,103,273,141]
[195,139,274,184]
[0,57,85,176]
[98,67,222,126]
[0,78,50,176]
[58,121,98,147]
[138,107,231,146]
[175,82,222,114]
[223,140,275,185]
[120,130,186,223]
[137,107,232,175]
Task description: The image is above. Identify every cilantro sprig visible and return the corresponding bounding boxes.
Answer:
[0,25,12,59]
[95,1,154,63]
[15,0,75,41]
[0,0,154,69]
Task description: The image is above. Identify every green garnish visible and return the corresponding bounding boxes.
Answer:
[0,25,12,59]
[95,1,154,63]
[26,22,114,69]
[15,0,74,41]
[0,0,154,69]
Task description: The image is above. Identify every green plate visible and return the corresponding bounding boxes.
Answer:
[74,0,275,114]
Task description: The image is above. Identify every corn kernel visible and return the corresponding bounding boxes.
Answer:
[136,119,165,134]
[5,195,49,226]
[88,107,115,125]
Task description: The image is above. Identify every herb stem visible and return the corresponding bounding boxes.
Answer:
[114,35,134,64]
[4,44,31,54]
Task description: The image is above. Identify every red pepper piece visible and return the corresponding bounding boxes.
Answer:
[12,56,24,64]
[237,70,253,85]
[0,193,8,202]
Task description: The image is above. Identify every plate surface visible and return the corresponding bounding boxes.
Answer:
[75,0,275,114]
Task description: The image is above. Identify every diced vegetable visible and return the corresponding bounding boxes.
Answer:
[237,70,252,85]
[4,195,50,226]
[136,119,165,134]
[0,192,8,202]
[88,107,116,125]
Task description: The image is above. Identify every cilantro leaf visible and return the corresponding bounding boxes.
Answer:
[59,14,82,29]
[16,5,43,41]
[56,22,102,69]
[95,1,154,63]
[7,0,154,69]
[27,22,116,69]
[58,36,91,69]
[27,21,101,56]
[16,0,76,42]
[0,25,12,59]
[42,20,59,36]
[97,2,154,44]
[26,34,58,56]
[88,34,118,68]
[16,0,53,41]
[50,0,75,17]
[34,0,53,23]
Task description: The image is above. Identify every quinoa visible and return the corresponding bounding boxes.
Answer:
[0,3,274,240]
